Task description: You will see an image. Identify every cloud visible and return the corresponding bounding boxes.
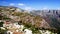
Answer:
[9,3,24,6]
[25,7,32,10]
[9,3,15,6]
[43,7,48,9]
[18,3,24,6]
[57,8,60,10]
[42,6,49,10]
[24,6,38,10]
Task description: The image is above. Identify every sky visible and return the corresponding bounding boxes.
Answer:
[0,0,60,10]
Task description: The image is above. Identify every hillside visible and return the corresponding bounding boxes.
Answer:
[0,6,58,34]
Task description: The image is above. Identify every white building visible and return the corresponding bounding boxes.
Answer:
[24,29,32,34]
[7,31,13,34]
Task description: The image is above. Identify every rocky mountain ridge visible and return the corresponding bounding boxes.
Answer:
[0,6,60,34]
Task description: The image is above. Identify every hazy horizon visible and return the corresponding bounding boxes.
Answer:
[0,0,60,10]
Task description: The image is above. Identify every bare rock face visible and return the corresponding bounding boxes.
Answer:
[13,31,24,34]
[39,19,51,29]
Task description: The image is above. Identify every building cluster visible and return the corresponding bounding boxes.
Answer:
[0,20,32,34]
[0,20,57,34]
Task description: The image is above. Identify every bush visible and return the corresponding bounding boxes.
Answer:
[0,22,4,27]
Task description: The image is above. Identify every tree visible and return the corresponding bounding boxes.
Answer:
[0,22,4,27]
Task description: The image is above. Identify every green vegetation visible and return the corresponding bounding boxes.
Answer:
[23,22,41,34]
[0,28,8,34]
[0,22,4,27]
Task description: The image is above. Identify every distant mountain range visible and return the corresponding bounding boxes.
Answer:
[30,9,60,32]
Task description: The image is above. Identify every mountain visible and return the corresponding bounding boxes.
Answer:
[30,10,60,32]
[0,6,60,34]
[0,6,50,29]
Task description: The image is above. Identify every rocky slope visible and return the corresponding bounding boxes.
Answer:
[0,6,59,34]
